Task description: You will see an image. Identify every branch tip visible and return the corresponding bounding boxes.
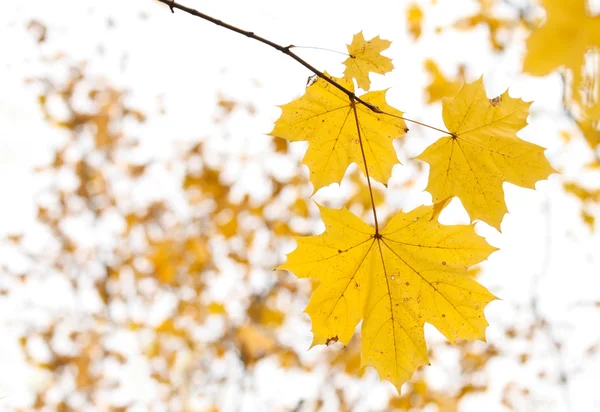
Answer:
[156,0,447,138]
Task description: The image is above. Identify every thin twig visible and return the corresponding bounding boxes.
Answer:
[157,0,381,113]
[530,197,574,412]
[156,1,453,136]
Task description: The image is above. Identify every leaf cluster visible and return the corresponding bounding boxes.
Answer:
[271,31,555,389]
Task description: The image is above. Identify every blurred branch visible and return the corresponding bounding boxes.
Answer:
[500,0,536,27]
[529,197,574,412]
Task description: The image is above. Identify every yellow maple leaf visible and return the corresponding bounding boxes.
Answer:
[417,77,555,230]
[270,74,407,192]
[279,205,496,391]
[343,32,394,91]
[523,0,600,91]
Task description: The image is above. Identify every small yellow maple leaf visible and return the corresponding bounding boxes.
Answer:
[343,32,394,91]
[279,205,497,391]
[270,74,407,192]
[523,0,600,93]
[417,77,556,230]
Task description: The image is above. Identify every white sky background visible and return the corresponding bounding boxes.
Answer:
[1,0,600,411]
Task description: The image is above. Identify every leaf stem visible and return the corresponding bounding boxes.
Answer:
[290,45,351,57]
[351,99,380,234]
[381,112,454,137]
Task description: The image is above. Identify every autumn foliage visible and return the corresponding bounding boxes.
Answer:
[269,14,555,392]
[1,0,600,410]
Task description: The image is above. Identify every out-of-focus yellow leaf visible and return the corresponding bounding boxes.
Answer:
[453,0,512,51]
[149,241,178,284]
[235,325,277,365]
[208,302,226,315]
[346,168,385,212]
[524,0,600,97]
[248,301,285,328]
[406,3,424,41]
[424,59,463,104]
[217,214,238,238]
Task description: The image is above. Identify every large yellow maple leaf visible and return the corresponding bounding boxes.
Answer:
[279,205,496,391]
[523,0,600,89]
[417,77,555,230]
[270,75,407,192]
[343,32,394,91]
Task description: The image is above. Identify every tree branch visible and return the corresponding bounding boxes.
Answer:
[157,0,458,137]
[157,0,382,113]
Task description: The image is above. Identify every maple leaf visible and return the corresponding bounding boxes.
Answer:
[270,74,407,192]
[523,0,600,82]
[279,205,497,391]
[343,32,394,91]
[417,77,555,230]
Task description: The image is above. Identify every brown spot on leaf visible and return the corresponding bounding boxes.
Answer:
[490,96,502,106]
